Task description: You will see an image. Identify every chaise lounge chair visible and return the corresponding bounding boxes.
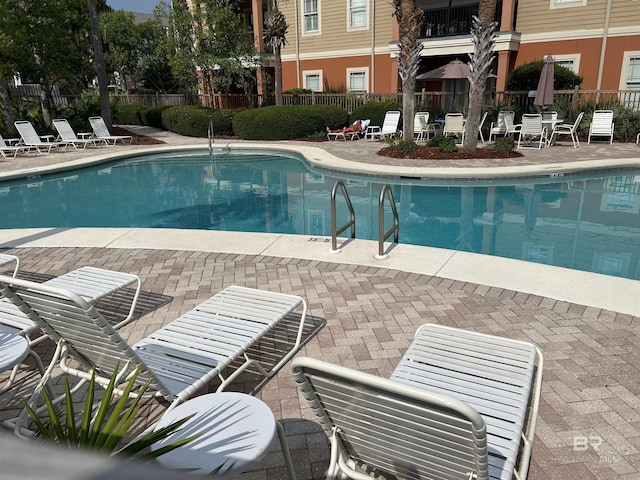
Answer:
[489,111,516,141]
[14,121,68,154]
[443,112,466,144]
[53,118,106,149]
[88,116,133,146]
[327,119,370,141]
[292,323,543,480]
[0,134,31,159]
[0,276,308,416]
[365,111,401,141]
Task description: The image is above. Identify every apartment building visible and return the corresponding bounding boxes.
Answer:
[275,0,640,94]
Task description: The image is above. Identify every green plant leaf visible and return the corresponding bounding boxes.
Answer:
[79,371,97,445]
[64,377,78,445]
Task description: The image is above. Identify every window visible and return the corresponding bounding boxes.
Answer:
[550,0,586,8]
[553,54,580,74]
[303,0,319,34]
[619,52,640,108]
[624,56,640,90]
[347,68,368,93]
[303,71,322,92]
[348,0,367,29]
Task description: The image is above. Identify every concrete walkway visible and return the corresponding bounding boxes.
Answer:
[1,128,640,479]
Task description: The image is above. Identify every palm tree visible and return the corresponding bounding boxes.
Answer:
[462,0,498,152]
[264,2,288,106]
[393,0,423,142]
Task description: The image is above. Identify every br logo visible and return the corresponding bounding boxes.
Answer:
[573,436,602,452]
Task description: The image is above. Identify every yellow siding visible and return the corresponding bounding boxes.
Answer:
[609,1,640,28]
[280,0,394,58]
[516,0,607,34]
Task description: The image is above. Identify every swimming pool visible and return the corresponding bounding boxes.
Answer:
[2,150,640,280]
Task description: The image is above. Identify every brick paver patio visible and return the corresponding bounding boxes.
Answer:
[1,130,640,479]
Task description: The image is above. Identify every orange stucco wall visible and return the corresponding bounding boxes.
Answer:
[515,35,639,90]
[282,54,399,93]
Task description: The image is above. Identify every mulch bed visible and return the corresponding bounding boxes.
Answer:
[112,126,165,145]
[378,144,523,160]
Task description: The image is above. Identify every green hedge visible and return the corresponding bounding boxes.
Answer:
[232,105,348,140]
[112,104,146,125]
[350,101,403,129]
[140,106,172,128]
[160,106,236,137]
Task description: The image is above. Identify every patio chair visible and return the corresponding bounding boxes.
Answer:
[53,119,106,149]
[0,253,19,277]
[516,114,548,149]
[88,116,133,146]
[548,111,585,148]
[442,112,465,144]
[588,109,614,144]
[327,119,370,141]
[0,265,142,342]
[414,112,437,142]
[292,323,543,480]
[489,110,515,141]
[14,121,68,154]
[478,111,488,144]
[0,276,308,419]
[365,110,401,141]
[0,134,31,159]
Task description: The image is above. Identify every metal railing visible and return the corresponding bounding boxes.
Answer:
[377,185,399,259]
[330,181,355,253]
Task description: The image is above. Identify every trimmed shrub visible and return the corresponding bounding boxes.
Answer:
[494,136,515,152]
[350,101,402,129]
[112,103,146,125]
[232,105,348,140]
[161,106,236,137]
[393,140,418,155]
[140,106,171,128]
[428,135,457,152]
[506,61,583,90]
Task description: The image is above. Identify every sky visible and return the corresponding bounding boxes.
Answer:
[106,0,160,14]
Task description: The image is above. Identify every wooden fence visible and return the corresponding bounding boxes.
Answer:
[10,88,640,112]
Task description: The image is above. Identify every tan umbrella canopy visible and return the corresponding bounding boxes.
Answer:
[534,54,555,109]
[416,59,472,80]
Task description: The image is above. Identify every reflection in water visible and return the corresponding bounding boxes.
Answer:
[1,153,640,280]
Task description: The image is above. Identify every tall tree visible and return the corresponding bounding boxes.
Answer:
[264,1,288,106]
[393,0,423,143]
[87,0,112,130]
[462,1,498,152]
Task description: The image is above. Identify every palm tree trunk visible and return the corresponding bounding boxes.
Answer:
[274,44,283,106]
[462,0,497,152]
[87,0,112,130]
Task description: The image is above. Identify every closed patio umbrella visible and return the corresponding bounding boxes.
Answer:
[534,54,555,109]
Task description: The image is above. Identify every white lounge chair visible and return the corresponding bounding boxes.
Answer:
[516,113,548,149]
[0,253,19,277]
[53,119,106,149]
[478,111,488,144]
[0,134,31,159]
[88,116,133,146]
[0,276,308,415]
[365,110,401,141]
[548,111,585,148]
[0,265,142,342]
[442,112,465,144]
[489,111,515,141]
[327,119,370,141]
[414,112,436,142]
[14,121,67,154]
[588,109,614,144]
[292,323,543,480]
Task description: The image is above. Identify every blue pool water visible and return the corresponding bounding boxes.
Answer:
[2,151,640,280]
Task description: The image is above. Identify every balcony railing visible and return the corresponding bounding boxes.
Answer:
[421,2,503,38]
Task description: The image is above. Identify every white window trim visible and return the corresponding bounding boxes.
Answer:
[303,70,323,92]
[301,0,321,36]
[549,0,587,9]
[619,51,640,90]
[552,54,581,74]
[347,0,368,32]
[346,67,369,93]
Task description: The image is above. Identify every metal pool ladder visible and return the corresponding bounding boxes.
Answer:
[330,181,355,253]
[330,181,399,258]
[376,184,399,259]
